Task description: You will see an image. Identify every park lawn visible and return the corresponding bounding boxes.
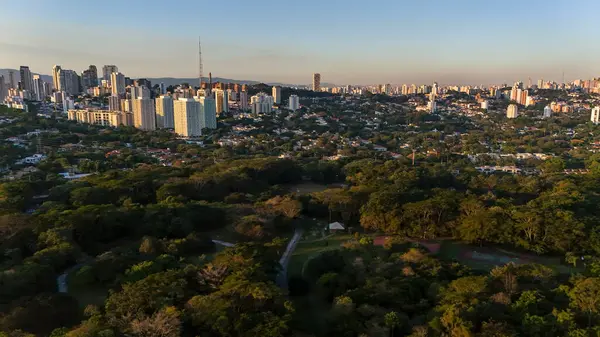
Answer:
[436,240,579,274]
[287,234,353,277]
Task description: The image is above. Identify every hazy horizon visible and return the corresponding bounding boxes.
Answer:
[1,0,599,86]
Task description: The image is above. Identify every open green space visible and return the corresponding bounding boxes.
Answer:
[287,234,353,277]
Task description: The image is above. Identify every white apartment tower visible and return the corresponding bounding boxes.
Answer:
[272,86,281,104]
[111,72,126,96]
[156,95,175,128]
[507,104,519,119]
[591,107,600,124]
[289,94,299,111]
[312,73,321,92]
[132,98,156,130]
[173,98,202,137]
[198,96,217,129]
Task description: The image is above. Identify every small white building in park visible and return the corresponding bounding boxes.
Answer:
[328,222,345,231]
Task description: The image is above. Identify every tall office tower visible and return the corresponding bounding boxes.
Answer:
[289,94,299,111]
[108,95,121,111]
[198,96,217,129]
[507,104,519,119]
[155,95,174,128]
[173,98,202,137]
[410,84,417,94]
[312,73,321,92]
[543,106,552,118]
[591,107,600,124]
[32,75,44,101]
[272,86,281,104]
[160,83,166,94]
[132,98,156,131]
[537,79,543,89]
[52,65,61,90]
[103,65,118,84]
[8,71,15,89]
[239,91,248,110]
[111,72,126,96]
[234,84,241,93]
[241,84,248,92]
[81,65,99,90]
[19,66,34,93]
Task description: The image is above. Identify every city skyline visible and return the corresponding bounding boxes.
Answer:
[1,0,599,85]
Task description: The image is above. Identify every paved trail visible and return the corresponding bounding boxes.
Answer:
[277,228,304,289]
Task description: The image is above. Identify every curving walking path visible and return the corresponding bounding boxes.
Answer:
[276,228,304,289]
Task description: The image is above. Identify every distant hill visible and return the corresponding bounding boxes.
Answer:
[0,69,53,84]
[0,68,333,88]
[146,77,313,88]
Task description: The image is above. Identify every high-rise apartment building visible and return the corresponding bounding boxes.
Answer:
[132,98,156,130]
[108,95,121,111]
[111,72,126,96]
[103,65,118,84]
[131,85,150,99]
[239,91,248,111]
[156,95,175,128]
[197,96,217,129]
[121,98,132,112]
[19,66,34,93]
[8,71,15,90]
[251,93,274,114]
[507,104,519,119]
[591,107,600,124]
[272,86,281,104]
[214,89,229,114]
[58,69,81,95]
[81,65,98,90]
[312,73,321,92]
[289,94,299,111]
[32,75,45,101]
[0,76,6,101]
[173,98,202,137]
[52,65,61,91]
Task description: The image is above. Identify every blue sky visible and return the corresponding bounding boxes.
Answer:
[0,0,598,85]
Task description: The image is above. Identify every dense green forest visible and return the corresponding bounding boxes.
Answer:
[2,102,600,336]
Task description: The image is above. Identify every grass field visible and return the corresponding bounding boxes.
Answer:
[286,182,346,196]
[436,240,576,274]
[287,234,353,277]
